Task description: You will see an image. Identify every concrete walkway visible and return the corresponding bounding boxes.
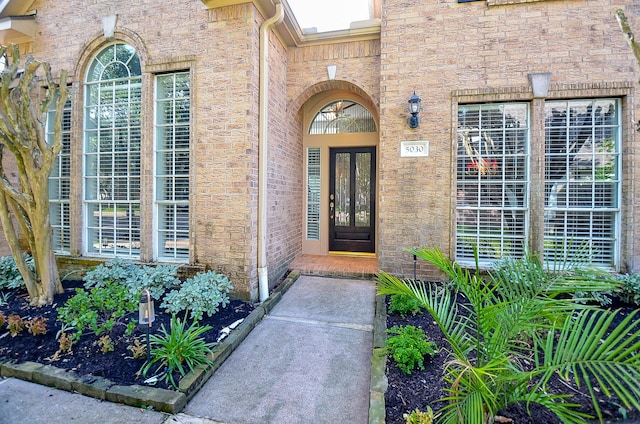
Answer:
[0,275,377,424]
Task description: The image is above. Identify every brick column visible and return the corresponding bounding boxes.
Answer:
[528,98,545,258]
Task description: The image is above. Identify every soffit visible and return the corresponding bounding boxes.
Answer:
[0,15,35,44]
[0,0,36,17]
[0,0,36,44]
[200,0,380,47]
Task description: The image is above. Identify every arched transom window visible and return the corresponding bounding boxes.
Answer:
[309,100,376,134]
[84,43,142,257]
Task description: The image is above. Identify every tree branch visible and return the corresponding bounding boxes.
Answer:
[616,9,640,70]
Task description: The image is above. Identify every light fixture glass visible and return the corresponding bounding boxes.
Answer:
[408,92,421,128]
[138,289,155,325]
[408,92,421,114]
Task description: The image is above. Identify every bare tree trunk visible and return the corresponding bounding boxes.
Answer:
[30,173,63,305]
[0,44,68,305]
[0,189,39,298]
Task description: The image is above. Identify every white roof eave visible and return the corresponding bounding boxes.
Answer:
[201,0,380,47]
[0,16,36,44]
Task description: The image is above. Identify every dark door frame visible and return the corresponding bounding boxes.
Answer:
[328,146,376,253]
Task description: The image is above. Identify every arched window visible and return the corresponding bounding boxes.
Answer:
[309,100,376,134]
[84,43,142,257]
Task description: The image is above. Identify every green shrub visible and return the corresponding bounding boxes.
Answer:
[386,325,437,374]
[404,407,435,424]
[140,315,216,388]
[57,280,138,341]
[82,258,233,322]
[388,293,424,317]
[83,257,179,301]
[83,257,142,288]
[137,264,181,300]
[573,289,614,307]
[0,254,34,290]
[573,273,640,307]
[379,246,640,424]
[161,271,232,321]
[617,273,640,306]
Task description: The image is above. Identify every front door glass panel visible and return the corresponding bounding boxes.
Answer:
[355,152,371,227]
[335,153,351,226]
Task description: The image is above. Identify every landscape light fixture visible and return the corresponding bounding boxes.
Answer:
[138,289,155,362]
[408,92,421,128]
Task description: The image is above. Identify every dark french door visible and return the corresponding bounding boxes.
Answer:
[329,147,376,253]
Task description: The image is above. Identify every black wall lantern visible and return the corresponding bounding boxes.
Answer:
[408,91,421,128]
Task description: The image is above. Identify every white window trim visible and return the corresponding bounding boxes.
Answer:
[82,43,142,258]
[153,71,191,262]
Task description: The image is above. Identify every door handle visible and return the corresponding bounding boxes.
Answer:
[329,194,334,219]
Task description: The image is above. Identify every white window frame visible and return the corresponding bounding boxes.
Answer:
[543,99,621,270]
[456,103,531,266]
[153,71,191,262]
[455,98,622,270]
[47,92,72,254]
[83,43,142,258]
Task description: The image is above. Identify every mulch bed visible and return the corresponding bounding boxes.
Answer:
[384,294,640,424]
[0,280,255,391]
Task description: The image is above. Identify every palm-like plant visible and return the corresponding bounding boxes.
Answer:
[377,247,640,424]
[140,315,215,388]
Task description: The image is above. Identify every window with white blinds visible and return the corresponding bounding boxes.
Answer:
[544,99,620,268]
[47,93,71,253]
[84,43,142,258]
[456,99,621,269]
[456,103,530,265]
[306,148,321,240]
[154,72,190,261]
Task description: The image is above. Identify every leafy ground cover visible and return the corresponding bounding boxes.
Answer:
[385,296,640,424]
[0,280,254,390]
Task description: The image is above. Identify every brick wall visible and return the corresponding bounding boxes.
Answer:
[20,0,297,299]
[378,0,640,278]
[266,29,303,290]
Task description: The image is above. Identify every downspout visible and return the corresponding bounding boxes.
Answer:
[258,1,284,302]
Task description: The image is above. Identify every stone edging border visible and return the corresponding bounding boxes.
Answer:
[0,270,301,415]
[369,293,387,424]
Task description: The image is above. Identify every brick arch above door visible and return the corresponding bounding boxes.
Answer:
[288,80,379,123]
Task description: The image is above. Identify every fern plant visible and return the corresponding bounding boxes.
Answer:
[377,247,640,424]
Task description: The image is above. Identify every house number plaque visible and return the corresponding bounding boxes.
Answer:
[401,140,429,157]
